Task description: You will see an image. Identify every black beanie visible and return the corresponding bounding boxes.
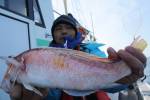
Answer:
[51,15,77,37]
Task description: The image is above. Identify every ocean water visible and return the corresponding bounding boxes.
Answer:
[145,57,150,84]
[0,90,10,100]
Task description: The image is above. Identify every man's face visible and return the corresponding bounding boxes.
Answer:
[53,23,76,44]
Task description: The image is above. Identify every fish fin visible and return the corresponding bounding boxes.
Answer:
[23,83,43,96]
[63,89,96,96]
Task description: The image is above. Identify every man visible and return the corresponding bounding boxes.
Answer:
[10,14,146,100]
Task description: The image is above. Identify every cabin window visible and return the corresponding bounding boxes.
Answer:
[33,0,45,27]
[33,0,41,24]
[8,0,27,16]
[0,0,45,27]
[0,0,27,16]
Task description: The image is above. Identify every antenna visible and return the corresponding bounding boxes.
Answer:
[63,0,68,15]
[90,13,96,41]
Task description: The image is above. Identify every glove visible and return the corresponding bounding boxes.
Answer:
[64,32,82,49]
[116,46,147,84]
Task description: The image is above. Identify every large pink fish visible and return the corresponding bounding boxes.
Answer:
[0,47,131,96]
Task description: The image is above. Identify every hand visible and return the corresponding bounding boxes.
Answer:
[10,83,49,100]
[64,32,82,49]
[9,83,22,100]
[107,46,147,84]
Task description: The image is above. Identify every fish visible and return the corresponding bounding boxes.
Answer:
[0,36,147,96]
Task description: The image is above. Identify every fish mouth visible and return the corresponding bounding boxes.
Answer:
[0,66,12,93]
[0,78,12,93]
[0,64,19,93]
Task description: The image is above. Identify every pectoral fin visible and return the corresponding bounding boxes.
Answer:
[63,89,96,96]
[23,83,43,96]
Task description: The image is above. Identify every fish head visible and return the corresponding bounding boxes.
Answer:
[0,56,23,93]
[3,56,24,80]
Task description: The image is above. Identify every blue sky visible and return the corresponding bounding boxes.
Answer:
[52,0,150,57]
